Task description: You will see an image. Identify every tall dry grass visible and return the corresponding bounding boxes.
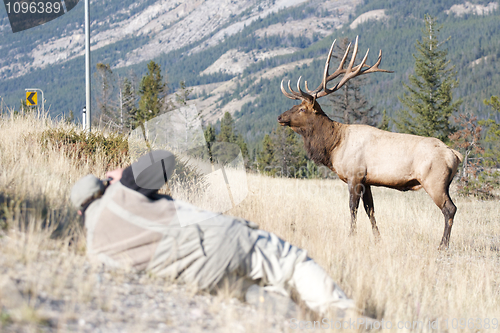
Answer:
[228,175,500,330]
[0,111,127,330]
[0,111,499,332]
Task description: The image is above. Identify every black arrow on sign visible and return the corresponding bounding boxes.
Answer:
[27,92,36,105]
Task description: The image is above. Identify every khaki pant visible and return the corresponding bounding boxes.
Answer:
[238,229,355,315]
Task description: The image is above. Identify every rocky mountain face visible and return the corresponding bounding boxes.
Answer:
[0,0,355,80]
[0,0,359,113]
[1,0,499,143]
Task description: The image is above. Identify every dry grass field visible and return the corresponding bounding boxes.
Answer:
[0,112,499,332]
[230,175,500,329]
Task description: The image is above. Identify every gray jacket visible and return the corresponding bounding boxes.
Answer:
[85,181,259,289]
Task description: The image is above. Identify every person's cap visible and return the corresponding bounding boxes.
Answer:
[131,150,176,190]
[70,174,105,210]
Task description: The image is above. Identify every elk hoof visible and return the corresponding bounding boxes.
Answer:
[438,242,449,251]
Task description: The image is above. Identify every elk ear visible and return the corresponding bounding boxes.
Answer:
[312,94,318,112]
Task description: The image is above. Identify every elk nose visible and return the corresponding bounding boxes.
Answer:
[277,115,282,121]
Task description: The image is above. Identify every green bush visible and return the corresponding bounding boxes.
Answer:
[39,127,129,170]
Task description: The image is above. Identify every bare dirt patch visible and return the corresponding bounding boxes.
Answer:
[253,0,359,39]
[200,48,300,76]
[445,1,498,16]
[349,9,387,30]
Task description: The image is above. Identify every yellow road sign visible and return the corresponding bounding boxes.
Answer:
[26,91,37,106]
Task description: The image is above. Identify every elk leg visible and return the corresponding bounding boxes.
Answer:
[423,181,457,250]
[439,191,457,250]
[362,185,381,239]
[348,182,363,236]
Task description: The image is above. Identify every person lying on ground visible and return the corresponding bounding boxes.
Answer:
[70,150,358,317]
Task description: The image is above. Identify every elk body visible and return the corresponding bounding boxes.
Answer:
[278,36,463,249]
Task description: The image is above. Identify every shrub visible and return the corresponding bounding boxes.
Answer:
[449,114,500,199]
[39,127,129,170]
[455,166,500,200]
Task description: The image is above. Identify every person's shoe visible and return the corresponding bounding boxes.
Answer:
[336,308,379,331]
[245,285,299,317]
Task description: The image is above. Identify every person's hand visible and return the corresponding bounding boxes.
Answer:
[106,168,124,184]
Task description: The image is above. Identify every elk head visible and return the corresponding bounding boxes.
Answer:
[277,36,392,133]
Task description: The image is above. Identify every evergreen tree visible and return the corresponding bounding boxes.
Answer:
[255,125,309,177]
[396,15,461,142]
[175,80,193,107]
[379,110,390,131]
[95,63,116,128]
[479,96,500,166]
[236,134,249,160]
[484,96,500,111]
[257,134,275,174]
[217,112,237,143]
[213,112,250,164]
[138,61,168,124]
[328,37,380,126]
[204,124,216,144]
[204,124,216,163]
[121,77,138,132]
[271,125,306,177]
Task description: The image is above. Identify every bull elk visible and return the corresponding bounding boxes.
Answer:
[277,36,463,249]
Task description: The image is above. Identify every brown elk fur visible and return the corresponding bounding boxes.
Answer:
[278,100,463,249]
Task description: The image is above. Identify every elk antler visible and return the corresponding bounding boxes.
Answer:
[281,36,393,103]
[280,76,315,103]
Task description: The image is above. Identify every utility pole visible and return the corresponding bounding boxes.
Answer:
[85,0,91,131]
[119,84,124,132]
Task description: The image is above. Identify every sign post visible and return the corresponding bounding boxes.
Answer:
[25,88,44,113]
[85,0,91,132]
[82,106,86,129]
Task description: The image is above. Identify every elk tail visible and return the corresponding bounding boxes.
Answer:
[451,149,463,163]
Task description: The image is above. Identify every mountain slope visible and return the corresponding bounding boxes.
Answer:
[0,0,499,148]
[0,0,357,114]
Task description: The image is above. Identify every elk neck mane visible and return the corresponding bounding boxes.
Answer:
[299,112,345,168]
